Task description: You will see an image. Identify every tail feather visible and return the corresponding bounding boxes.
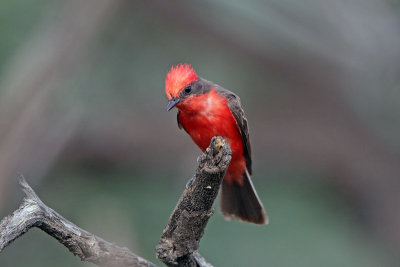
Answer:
[220,170,268,225]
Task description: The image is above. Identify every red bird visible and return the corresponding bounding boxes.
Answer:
[165,64,268,224]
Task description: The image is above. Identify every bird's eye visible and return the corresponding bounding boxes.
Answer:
[184,86,192,94]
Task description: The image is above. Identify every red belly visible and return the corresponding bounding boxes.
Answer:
[177,90,246,185]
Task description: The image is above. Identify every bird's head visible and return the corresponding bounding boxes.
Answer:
[165,64,199,111]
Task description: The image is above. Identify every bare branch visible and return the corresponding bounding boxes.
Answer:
[0,176,158,267]
[0,137,231,266]
[156,136,232,267]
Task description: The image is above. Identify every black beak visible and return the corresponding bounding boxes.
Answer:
[166,98,180,111]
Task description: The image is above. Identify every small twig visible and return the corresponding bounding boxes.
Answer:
[156,136,232,267]
[0,176,158,267]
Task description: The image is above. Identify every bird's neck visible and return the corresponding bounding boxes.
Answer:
[178,88,227,115]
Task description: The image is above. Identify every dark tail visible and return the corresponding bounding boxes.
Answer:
[220,170,268,225]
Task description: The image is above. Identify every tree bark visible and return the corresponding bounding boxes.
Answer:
[0,136,232,266]
[156,137,231,267]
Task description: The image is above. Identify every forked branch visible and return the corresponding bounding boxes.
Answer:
[0,136,231,267]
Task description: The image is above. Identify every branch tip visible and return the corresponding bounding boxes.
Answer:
[18,174,40,203]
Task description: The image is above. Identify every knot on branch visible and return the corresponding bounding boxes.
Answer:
[199,136,232,173]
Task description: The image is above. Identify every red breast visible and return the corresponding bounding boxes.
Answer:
[177,88,246,185]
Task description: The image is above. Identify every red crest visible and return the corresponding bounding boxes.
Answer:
[165,64,198,100]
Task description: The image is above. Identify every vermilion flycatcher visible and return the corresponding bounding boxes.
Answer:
[165,64,268,224]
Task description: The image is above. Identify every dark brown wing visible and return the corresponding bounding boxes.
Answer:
[214,85,252,174]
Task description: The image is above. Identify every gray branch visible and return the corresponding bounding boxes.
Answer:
[0,176,158,267]
[156,136,232,267]
[0,137,231,266]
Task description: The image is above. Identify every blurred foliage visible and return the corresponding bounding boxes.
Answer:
[0,0,50,74]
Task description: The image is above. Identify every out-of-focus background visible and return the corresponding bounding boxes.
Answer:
[1,0,400,266]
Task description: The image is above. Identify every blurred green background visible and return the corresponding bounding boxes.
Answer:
[1,0,400,266]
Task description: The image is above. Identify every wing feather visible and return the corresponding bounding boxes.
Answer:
[215,86,252,174]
